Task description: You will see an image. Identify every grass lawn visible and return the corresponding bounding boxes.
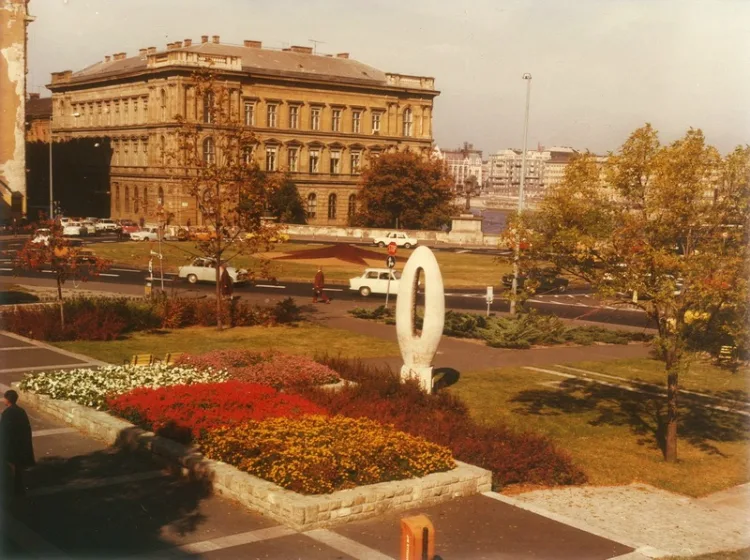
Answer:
[53,323,401,365]
[449,363,750,497]
[87,241,512,288]
[565,358,750,402]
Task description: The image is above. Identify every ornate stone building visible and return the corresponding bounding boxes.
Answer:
[47,35,438,226]
[25,93,51,142]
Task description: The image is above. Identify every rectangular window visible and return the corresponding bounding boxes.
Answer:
[288,147,299,172]
[332,109,341,132]
[123,99,129,124]
[352,110,361,133]
[244,102,255,126]
[350,152,361,174]
[309,149,320,173]
[372,112,381,134]
[310,107,321,131]
[267,104,277,128]
[266,146,277,171]
[289,106,299,129]
[243,146,252,165]
[133,99,139,123]
[330,150,341,174]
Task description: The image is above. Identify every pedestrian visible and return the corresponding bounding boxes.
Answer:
[1,390,35,501]
[312,266,330,304]
[219,265,233,299]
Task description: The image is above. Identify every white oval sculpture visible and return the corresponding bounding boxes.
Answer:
[396,246,445,393]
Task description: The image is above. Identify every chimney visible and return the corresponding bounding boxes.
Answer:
[336,52,349,59]
[212,35,220,44]
[105,55,111,62]
[282,48,291,52]
[114,52,126,60]
[243,40,262,48]
[183,38,192,47]
[138,48,147,57]
[174,40,183,48]
[147,46,156,55]
[201,35,209,43]
[290,45,313,54]
[166,42,174,50]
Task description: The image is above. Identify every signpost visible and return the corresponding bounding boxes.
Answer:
[485,286,494,316]
[388,242,398,256]
[385,256,397,308]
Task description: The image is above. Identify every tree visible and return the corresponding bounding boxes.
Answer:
[267,174,306,224]
[14,223,111,327]
[515,124,748,462]
[168,68,283,329]
[352,151,457,229]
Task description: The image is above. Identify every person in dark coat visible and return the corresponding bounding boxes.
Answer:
[219,265,233,299]
[312,266,330,303]
[1,390,35,499]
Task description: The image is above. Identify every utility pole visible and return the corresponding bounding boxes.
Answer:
[510,73,532,316]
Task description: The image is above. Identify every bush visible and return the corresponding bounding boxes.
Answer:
[175,350,340,389]
[272,297,303,323]
[200,415,455,494]
[108,381,325,443]
[349,306,394,321]
[299,356,586,490]
[19,363,228,410]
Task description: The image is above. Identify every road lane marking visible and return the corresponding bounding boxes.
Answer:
[32,427,77,438]
[0,267,13,271]
[323,288,344,292]
[0,346,40,351]
[112,267,140,272]
[255,284,286,289]
[141,526,296,558]
[304,529,395,560]
[98,273,120,277]
[28,470,168,497]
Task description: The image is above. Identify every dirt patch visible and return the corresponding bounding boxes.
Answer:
[273,244,406,266]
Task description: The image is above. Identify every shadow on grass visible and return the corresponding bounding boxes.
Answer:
[0,291,40,305]
[2,446,210,557]
[511,378,750,458]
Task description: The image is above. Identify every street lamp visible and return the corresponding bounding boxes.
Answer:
[510,73,532,316]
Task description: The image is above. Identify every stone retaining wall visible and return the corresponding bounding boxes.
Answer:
[16,385,492,531]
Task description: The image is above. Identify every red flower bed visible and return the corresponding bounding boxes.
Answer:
[175,350,340,389]
[107,381,326,443]
[297,357,587,490]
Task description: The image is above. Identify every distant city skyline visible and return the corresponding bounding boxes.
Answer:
[26,0,749,155]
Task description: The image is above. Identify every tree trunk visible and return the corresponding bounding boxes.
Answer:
[665,367,678,462]
[215,258,223,330]
[57,275,65,329]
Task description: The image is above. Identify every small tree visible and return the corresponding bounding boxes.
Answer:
[168,69,282,329]
[515,124,749,462]
[352,151,457,229]
[267,174,306,224]
[14,223,111,327]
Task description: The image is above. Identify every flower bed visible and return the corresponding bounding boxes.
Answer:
[108,381,325,443]
[200,415,455,494]
[175,350,340,389]
[18,364,228,410]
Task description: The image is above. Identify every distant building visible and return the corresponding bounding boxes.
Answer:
[0,0,34,219]
[26,93,52,143]
[440,142,483,189]
[485,148,548,199]
[542,146,579,191]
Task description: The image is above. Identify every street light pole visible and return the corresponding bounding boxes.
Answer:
[48,133,53,220]
[510,73,532,316]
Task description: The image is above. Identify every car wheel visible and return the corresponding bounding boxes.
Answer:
[359,286,371,297]
[378,242,385,248]
[558,284,567,293]
[187,274,198,284]
[404,243,411,249]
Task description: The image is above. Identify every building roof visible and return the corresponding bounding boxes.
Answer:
[67,41,391,87]
[26,95,52,118]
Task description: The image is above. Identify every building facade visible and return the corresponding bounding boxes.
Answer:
[0,0,33,219]
[46,36,438,226]
[26,93,52,142]
[440,143,483,189]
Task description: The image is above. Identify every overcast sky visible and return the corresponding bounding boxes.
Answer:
[27,0,750,156]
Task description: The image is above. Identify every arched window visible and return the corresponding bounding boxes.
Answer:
[203,91,214,124]
[133,186,140,213]
[402,108,413,137]
[115,184,121,213]
[124,186,130,213]
[347,194,356,218]
[327,193,337,220]
[143,186,149,215]
[307,193,317,219]
[158,186,165,206]
[160,135,166,165]
[203,137,215,164]
[160,88,167,121]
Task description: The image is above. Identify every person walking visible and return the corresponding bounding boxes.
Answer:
[312,266,330,304]
[1,390,35,501]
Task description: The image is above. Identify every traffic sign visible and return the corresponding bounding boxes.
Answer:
[386,256,396,269]
[387,242,398,256]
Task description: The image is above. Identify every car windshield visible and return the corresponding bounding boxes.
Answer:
[392,271,401,279]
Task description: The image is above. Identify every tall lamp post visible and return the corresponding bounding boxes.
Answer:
[510,73,532,316]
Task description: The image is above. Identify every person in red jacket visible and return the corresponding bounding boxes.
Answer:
[312,266,330,303]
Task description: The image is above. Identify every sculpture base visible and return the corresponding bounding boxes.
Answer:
[400,365,433,394]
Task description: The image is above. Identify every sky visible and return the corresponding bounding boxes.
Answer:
[26,0,750,156]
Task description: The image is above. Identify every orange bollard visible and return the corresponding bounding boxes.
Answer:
[400,514,435,560]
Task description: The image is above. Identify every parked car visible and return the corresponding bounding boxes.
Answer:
[164,226,189,241]
[372,231,418,249]
[502,269,569,293]
[119,220,140,235]
[31,228,52,245]
[95,219,120,233]
[63,222,85,236]
[130,227,160,242]
[349,268,401,297]
[58,217,71,228]
[80,220,97,235]
[190,228,217,242]
[178,258,248,285]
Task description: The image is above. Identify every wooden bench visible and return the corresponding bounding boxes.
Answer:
[164,353,183,365]
[130,354,154,367]
[718,345,736,363]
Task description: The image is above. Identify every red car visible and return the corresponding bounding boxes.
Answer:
[118,220,140,234]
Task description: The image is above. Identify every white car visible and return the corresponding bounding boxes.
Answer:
[349,268,401,297]
[63,222,85,236]
[80,221,97,235]
[59,217,71,227]
[95,219,119,232]
[130,227,160,242]
[178,258,248,285]
[372,231,418,249]
[31,228,52,245]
